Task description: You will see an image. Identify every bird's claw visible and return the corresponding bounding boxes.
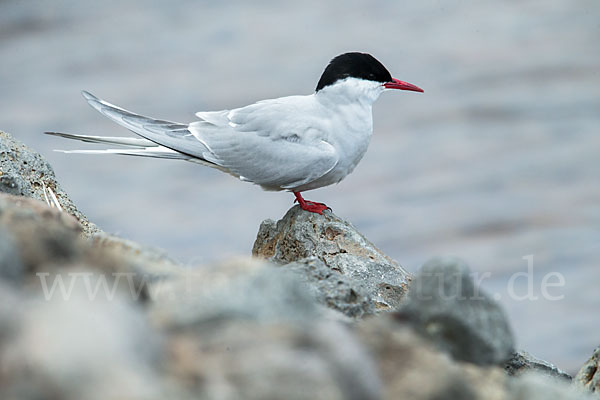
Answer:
[299,200,330,214]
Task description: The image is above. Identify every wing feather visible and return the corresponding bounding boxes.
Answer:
[189,96,338,190]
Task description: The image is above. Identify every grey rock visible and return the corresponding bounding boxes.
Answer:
[0,130,187,280]
[397,257,514,365]
[3,129,585,400]
[0,193,84,273]
[151,258,382,400]
[0,130,100,236]
[150,258,321,326]
[253,205,411,317]
[505,350,571,381]
[0,193,155,302]
[357,315,588,400]
[356,315,509,400]
[90,232,185,278]
[167,319,380,400]
[0,174,20,195]
[574,346,600,396]
[285,257,376,317]
[0,289,165,400]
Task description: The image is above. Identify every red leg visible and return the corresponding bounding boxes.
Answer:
[293,192,329,214]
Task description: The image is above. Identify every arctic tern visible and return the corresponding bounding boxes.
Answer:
[46,52,423,214]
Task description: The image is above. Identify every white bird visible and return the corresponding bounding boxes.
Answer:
[46,52,423,214]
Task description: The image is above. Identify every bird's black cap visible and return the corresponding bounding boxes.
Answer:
[315,52,393,92]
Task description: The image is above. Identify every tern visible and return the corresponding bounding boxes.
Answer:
[46,52,423,214]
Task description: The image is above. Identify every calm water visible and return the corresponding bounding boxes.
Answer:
[1,0,599,373]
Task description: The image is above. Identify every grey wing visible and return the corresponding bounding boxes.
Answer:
[190,102,339,190]
[81,91,218,163]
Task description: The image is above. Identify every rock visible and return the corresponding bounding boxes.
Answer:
[574,346,600,396]
[0,289,165,400]
[90,232,185,278]
[149,258,322,326]
[150,258,382,400]
[1,129,587,400]
[0,130,100,236]
[285,257,376,317]
[166,319,380,400]
[0,193,157,303]
[505,350,571,381]
[0,130,185,281]
[0,193,85,273]
[397,257,514,365]
[356,315,508,400]
[252,205,411,317]
[357,315,588,400]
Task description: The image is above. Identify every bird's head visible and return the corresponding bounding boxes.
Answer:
[315,52,423,104]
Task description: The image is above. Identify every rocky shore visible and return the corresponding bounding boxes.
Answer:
[0,129,597,399]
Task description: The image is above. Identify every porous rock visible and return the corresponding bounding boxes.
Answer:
[0,130,100,236]
[574,346,600,396]
[397,257,514,365]
[0,128,183,280]
[252,205,411,317]
[285,257,375,317]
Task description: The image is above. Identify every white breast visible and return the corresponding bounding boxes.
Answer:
[290,78,382,192]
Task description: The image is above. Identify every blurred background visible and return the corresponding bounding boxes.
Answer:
[0,0,598,373]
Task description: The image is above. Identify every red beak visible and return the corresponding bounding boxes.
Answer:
[383,78,424,93]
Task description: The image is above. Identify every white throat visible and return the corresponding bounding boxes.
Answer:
[315,77,385,106]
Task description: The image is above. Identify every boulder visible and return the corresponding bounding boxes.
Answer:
[0,131,184,281]
[357,315,588,400]
[150,259,382,400]
[0,128,586,400]
[397,257,514,365]
[0,193,159,304]
[253,205,411,317]
[356,315,509,400]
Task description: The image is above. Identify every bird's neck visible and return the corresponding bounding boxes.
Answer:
[314,77,384,107]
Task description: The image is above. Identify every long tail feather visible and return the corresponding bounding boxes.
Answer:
[45,92,226,171]
[81,91,215,161]
[56,147,189,160]
[44,131,156,148]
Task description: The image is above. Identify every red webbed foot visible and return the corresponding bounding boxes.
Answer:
[293,192,330,215]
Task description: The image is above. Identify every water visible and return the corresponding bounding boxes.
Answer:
[1,0,599,373]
